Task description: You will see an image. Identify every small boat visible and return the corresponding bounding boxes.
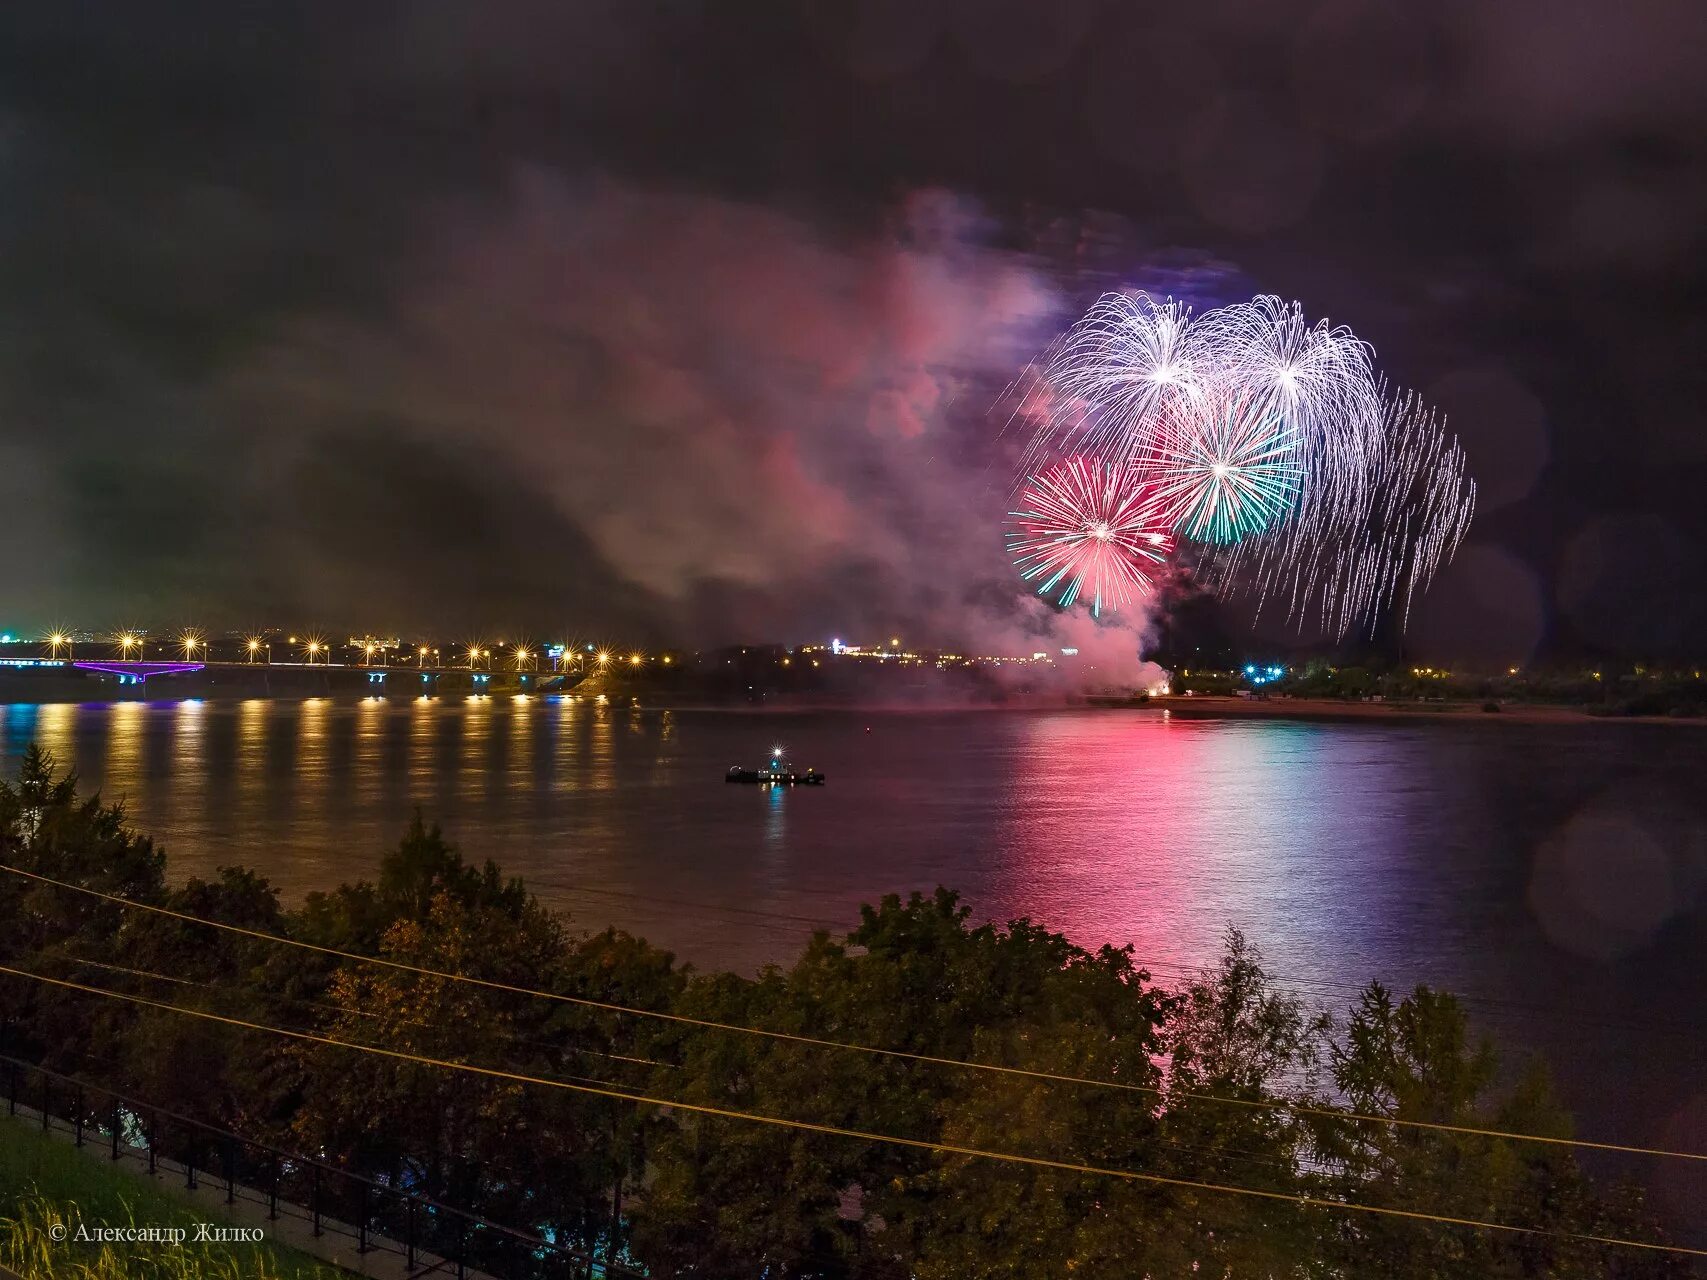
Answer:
[726,757,825,785]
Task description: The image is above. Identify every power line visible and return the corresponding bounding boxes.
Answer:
[75,824,1707,1041]
[2,961,1700,1262]
[538,879,1707,1042]
[5,862,1704,1164]
[40,954,1298,1180]
[43,954,674,1076]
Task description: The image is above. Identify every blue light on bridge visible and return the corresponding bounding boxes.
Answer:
[71,661,206,685]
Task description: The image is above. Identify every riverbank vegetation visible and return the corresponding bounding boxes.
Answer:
[1173,662,1707,717]
[0,748,1688,1277]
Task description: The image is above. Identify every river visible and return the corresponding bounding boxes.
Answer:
[2,695,1703,1233]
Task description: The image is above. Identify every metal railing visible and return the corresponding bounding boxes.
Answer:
[1,1055,644,1280]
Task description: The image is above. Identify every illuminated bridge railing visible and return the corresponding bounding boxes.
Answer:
[71,662,206,685]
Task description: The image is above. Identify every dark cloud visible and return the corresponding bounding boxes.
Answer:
[0,1,1702,659]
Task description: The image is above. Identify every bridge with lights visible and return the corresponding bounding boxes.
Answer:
[0,631,682,698]
[5,632,670,676]
[0,630,1076,701]
[0,656,584,695]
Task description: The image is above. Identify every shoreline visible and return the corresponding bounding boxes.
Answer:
[0,684,1702,726]
[1142,694,1707,727]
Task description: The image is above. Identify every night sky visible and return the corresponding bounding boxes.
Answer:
[2,1,1704,662]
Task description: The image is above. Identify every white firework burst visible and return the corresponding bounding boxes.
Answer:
[1013,291,1475,636]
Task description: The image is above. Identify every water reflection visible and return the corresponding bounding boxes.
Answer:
[108,701,144,785]
[764,783,787,853]
[508,696,535,782]
[354,697,386,805]
[297,698,328,779]
[237,699,268,776]
[37,703,72,755]
[587,703,616,793]
[994,716,1421,985]
[409,696,436,781]
[2,706,37,761]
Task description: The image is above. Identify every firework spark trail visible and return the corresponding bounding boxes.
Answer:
[1146,391,1304,546]
[1026,294,1207,475]
[1006,458,1175,617]
[1014,292,1475,636]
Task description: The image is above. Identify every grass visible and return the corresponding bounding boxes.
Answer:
[0,1119,347,1279]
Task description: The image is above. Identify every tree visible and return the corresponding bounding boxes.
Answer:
[1317,984,1688,1279]
[0,749,166,1072]
[631,892,1181,1280]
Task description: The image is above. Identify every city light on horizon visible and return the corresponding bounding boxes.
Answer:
[14,626,1660,690]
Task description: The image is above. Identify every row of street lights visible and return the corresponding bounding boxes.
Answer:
[31,631,672,671]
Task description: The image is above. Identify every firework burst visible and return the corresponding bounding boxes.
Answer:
[1007,458,1174,616]
[1009,291,1475,634]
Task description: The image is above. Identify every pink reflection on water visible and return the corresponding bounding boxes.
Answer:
[985,712,1427,983]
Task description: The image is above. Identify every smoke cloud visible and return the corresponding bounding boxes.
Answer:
[187,176,1154,673]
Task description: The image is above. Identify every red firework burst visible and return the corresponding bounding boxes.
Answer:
[1006,457,1174,615]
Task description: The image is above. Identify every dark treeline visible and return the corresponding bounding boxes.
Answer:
[0,748,1686,1278]
[1173,664,1707,718]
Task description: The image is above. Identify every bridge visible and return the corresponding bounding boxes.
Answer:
[71,661,206,685]
[23,658,579,693]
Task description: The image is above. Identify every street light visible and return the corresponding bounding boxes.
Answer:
[179,631,204,662]
[596,651,611,666]
[512,647,533,672]
[116,632,140,662]
[246,638,264,664]
[418,646,430,668]
[364,642,379,667]
[304,640,324,664]
[466,644,482,671]
[46,632,71,660]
